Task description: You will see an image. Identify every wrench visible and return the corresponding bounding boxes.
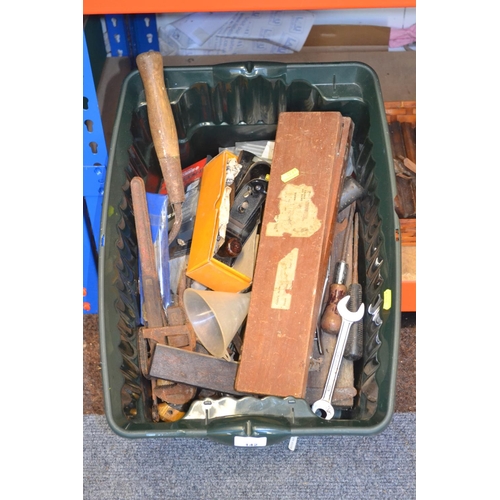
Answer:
[368,295,383,326]
[312,295,365,420]
[368,294,382,315]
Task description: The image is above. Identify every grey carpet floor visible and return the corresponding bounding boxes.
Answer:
[83,412,416,499]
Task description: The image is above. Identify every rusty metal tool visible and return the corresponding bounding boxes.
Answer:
[315,264,331,355]
[131,176,168,332]
[136,51,185,245]
[337,176,364,215]
[130,176,197,421]
[150,344,249,396]
[320,204,355,335]
[312,295,365,420]
[344,212,363,361]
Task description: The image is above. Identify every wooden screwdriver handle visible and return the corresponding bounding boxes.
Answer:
[136,51,185,206]
[320,283,347,334]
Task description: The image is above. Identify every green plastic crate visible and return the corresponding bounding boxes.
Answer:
[98,61,401,446]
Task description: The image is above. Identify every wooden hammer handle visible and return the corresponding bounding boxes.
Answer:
[136,51,185,205]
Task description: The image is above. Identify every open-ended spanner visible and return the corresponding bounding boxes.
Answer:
[312,295,365,420]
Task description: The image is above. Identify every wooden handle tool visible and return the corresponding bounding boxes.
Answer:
[320,205,355,335]
[344,212,363,361]
[136,51,184,243]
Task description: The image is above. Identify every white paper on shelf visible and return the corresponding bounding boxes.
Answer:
[158,11,315,56]
[171,12,235,46]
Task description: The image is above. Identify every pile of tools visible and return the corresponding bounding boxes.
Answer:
[388,119,416,219]
[128,51,368,423]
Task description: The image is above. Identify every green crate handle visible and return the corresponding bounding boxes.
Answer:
[207,415,291,446]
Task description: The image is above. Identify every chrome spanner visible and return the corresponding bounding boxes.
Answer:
[312,295,365,420]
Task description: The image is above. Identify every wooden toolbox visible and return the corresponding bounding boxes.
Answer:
[234,111,353,398]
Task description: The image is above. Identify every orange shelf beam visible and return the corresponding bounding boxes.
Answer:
[83,1,415,15]
[401,280,416,312]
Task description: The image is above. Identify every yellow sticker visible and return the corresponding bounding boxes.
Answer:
[108,206,114,217]
[383,289,392,310]
[281,168,299,183]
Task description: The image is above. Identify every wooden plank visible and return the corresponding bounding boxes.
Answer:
[403,157,416,174]
[388,121,406,159]
[400,218,416,246]
[234,111,352,398]
[401,121,416,163]
[149,344,247,396]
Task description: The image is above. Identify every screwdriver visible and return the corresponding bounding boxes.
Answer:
[344,212,363,360]
[320,205,354,335]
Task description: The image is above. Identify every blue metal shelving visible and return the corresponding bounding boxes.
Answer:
[83,30,108,314]
[83,16,159,313]
[104,14,159,57]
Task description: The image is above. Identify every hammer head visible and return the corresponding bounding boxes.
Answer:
[337,295,365,322]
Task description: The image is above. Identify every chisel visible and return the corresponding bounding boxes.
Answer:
[344,212,363,360]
